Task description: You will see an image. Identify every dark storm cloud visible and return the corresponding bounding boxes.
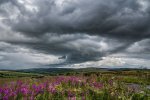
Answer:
[0,0,150,66]
[0,0,9,4]
[7,33,127,63]
[7,0,150,40]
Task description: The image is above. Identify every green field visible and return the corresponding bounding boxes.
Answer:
[0,68,149,100]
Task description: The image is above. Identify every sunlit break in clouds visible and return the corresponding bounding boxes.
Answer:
[0,0,150,69]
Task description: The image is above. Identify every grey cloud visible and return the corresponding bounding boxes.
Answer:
[8,33,127,63]
[0,0,150,68]
[0,0,10,5]
[4,0,148,40]
[126,39,150,53]
[0,42,65,69]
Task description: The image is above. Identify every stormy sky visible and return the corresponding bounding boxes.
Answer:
[0,0,150,69]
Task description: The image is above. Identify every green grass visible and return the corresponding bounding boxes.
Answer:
[122,76,150,85]
[0,71,42,78]
[0,69,149,85]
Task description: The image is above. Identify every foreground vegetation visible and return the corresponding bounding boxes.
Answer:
[0,69,149,100]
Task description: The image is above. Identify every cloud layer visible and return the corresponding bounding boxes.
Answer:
[0,0,150,69]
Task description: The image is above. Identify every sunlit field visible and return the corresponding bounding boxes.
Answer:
[0,69,149,100]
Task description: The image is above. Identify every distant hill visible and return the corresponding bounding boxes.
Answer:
[17,67,150,75]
